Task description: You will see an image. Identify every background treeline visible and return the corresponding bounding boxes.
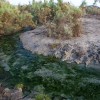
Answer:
[0,0,83,38]
[80,0,100,15]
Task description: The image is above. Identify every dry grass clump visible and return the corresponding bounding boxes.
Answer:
[45,3,82,39]
[0,0,82,38]
[37,6,52,24]
[25,0,82,39]
[0,0,35,36]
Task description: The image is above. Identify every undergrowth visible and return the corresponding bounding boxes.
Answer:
[30,0,83,38]
[0,0,35,36]
[0,1,100,100]
[0,0,83,39]
[0,34,100,100]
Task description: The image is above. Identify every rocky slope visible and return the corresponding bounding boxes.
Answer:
[20,18,100,67]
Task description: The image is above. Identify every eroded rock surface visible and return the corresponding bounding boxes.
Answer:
[20,18,100,67]
[0,84,23,100]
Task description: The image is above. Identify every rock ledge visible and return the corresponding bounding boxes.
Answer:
[20,18,100,67]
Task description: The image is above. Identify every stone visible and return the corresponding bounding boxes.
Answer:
[0,87,23,100]
[20,18,100,67]
[54,51,62,58]
[62,50,72,61]
[3,88,11,99]
[75,59,82,64]
[11,88,23,100]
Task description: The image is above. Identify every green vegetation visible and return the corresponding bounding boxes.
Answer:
[0,0,82,38]
[80,0,100,15]
[0,0,35,36]
[0,34,100,100]
[0,0,100,100]
[36,94,51,100]
[30,0,82,38]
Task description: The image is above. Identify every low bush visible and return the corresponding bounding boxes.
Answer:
[0,0,35,36]
[0,0,83,38]
[18,0,82,39]
[46,3,82,38]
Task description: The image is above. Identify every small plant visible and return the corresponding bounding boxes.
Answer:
[15,83,24,89]
[35,94,51,100]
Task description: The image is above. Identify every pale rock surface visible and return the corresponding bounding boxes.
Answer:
[20,18,100,67]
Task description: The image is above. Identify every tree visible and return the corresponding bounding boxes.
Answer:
[93,0,100,5]
[80,0,87,7]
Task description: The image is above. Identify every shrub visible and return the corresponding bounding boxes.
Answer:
[0,0,35,36]
[18,0,82,39]
[86,6,100,15]
[31,0,54,25]
[0,0,82,38]
[45,2,82,39]
[71,6,82,37]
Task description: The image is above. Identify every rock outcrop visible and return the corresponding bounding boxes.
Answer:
[0,84,23,100]
[20,18,100,67]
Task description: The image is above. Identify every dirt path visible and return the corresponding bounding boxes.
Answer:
[20,18,100,66]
